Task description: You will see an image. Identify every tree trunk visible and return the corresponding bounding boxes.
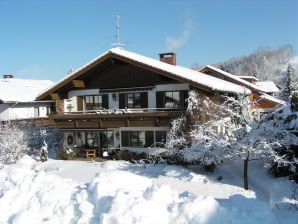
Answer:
[243,153,249,190]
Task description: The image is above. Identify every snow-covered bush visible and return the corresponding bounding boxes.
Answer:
[168,90,246,170]
[0,123,30,166]
[166,116,188,151]
[180,140,225,171]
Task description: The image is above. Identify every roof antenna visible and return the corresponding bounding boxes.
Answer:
[112,15,125,48]
[67,67,73,74]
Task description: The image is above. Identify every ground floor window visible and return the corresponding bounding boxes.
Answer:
[121,131,154,147]
[121,130,168,148]
[63,130,114,154]
[155,131,167,145]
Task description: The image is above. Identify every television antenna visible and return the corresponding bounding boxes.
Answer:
[112,15,125,48]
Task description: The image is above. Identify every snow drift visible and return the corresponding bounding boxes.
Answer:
[0,156,279,224]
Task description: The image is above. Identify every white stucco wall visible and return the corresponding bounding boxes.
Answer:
[66,84,189,112]
[0,103,50,121]
[64,97,78,113]
[0,104,9,121]
[68,89,100,98]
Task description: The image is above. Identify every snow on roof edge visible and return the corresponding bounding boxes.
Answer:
[201,65,265,93]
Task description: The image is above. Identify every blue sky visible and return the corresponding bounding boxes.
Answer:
[1,0,297,82]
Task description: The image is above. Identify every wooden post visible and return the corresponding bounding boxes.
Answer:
[243,152,249,190]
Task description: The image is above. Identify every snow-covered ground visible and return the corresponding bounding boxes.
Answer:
[0,156,297,224]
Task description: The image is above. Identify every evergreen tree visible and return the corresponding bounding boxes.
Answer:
[283,64,294,102]
[291,91,298,111]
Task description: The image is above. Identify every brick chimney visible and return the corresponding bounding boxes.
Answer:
[159,52,176,65]
[3,74,14,79]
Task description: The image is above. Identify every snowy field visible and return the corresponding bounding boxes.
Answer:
[0,156,297,224]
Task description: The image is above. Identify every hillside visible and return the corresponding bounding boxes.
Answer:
[214,45,298,89]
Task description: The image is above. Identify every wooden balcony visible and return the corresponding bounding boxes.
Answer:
[49,108,185,129]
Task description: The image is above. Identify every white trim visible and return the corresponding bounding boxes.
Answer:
[154,83,189,92]
[68,89,100,98]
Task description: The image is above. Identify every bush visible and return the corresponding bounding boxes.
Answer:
[0,123,29,166]
[116,150,146,161]
[56,149,75,160]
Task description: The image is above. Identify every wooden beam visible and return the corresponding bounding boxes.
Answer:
[72,80,85,88]
[50,93,60,100]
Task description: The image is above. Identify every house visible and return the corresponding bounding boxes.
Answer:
[199,65,284,117]
[237,75,280,97]
[36,48,251,156]
[0,75,54,123]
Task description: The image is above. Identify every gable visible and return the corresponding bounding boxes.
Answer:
[79,58,179,90]
[36,48,251,101]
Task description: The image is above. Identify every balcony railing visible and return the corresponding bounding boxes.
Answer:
[61,107,185,115]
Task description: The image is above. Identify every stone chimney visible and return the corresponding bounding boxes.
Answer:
[3,74,14,79]
[159,52,176,65]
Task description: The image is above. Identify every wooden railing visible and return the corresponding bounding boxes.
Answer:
[62,107,185,115]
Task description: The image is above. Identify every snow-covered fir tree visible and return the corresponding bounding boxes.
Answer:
[259,105,298,179]
[282,64,295,102]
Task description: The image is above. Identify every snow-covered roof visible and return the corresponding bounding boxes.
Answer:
[238,76,259,81]
[199,65,265,93]
[37,48,251,100]
[256,81,280,93]
[0,78,54,102]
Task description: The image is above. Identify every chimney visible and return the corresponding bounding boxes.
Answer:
[159,52,176,65]
[3,74,14,79]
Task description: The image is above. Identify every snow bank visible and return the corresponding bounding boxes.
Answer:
[0,156,281,223]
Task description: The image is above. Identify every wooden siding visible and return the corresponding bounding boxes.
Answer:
[77,96,84,111]
[83,59,179,90]
[254,98,279,109]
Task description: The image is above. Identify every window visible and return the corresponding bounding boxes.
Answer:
[121,131,154,147]
[127,93,141,108]
[86,132,99,148]
[119,92,148,109]
[100,131,114,151]
[165,91,180,108]
[156,90,188,109]
[156,131,167,145]
[84,95,108,110]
